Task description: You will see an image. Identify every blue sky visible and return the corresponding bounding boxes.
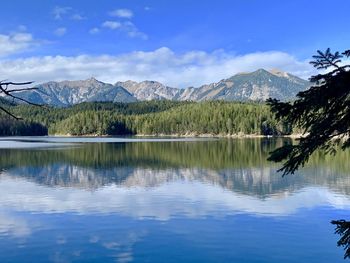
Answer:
[0,0,349,87]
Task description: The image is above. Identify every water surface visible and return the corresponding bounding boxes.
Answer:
[0,137,349,262]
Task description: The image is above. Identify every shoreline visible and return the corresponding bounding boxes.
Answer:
[46,133,304,139]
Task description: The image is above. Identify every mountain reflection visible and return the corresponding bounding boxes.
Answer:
[1,138,349,261]
[1,138,350,197]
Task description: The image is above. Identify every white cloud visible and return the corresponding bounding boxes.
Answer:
[109,9,134,18]
[52,6,71,20]
[0,48,316,87]
[89,27,100,35]
[102,21,122,30]
[0,32,38,57]
[101,21,147,39]
[52,6,84,20]
[122,21,148,40]
[54,27,67,37]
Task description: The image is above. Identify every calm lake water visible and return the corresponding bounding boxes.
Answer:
[0,137,349,262]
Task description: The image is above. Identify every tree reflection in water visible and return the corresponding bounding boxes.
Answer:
[1,138,350,259]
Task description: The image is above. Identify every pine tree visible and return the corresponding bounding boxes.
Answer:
[267,48,350,175]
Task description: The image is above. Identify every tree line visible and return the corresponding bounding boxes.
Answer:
[0,115,47,136]
[0,100,294,136]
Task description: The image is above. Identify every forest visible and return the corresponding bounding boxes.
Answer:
[0,100,293,136]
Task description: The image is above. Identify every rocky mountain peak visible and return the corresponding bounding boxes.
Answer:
[14,69,310,106]
[86,77,100,83]
[268,69,290,78]
[255,68,270,74]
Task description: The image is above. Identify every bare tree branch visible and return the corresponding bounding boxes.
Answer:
[0,80,43,119]
[0,105,21,120]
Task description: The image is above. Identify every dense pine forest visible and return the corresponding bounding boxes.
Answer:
[0,116,47,136]
[0,100,293,136]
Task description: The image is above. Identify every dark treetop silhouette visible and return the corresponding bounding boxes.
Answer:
[331,220,350,259]
[267,48,350,259]
[0,81,41,119]
[267,48,350,176]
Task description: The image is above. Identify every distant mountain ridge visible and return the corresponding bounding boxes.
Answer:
[15,78,137,107]
[14,69,309,106]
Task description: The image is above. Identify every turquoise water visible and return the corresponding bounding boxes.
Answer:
[0,137,349,262]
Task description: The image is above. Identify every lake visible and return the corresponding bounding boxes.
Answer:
[0,137,349,262]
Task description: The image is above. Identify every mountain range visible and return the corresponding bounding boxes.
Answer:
[14,68,309,106]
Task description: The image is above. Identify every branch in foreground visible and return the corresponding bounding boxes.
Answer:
[267,48,350,175]
[0,81,44,119]
[332,220,350,259]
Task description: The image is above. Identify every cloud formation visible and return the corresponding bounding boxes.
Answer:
[122,22,148,39]
[109,9,134,18]
[0,32,38,57]
[101,20,147,39]
[52,6,72,20]
[0,47,316,87]
[102,21,121,30]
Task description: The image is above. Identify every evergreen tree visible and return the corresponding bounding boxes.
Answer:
[267,48,350,175]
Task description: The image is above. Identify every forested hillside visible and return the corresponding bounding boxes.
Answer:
[1,100,293,136]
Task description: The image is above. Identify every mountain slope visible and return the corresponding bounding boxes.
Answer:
[177,69,309,101]
[16,78,136,106]
[115,80,179,101]
[14,69,309,106]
